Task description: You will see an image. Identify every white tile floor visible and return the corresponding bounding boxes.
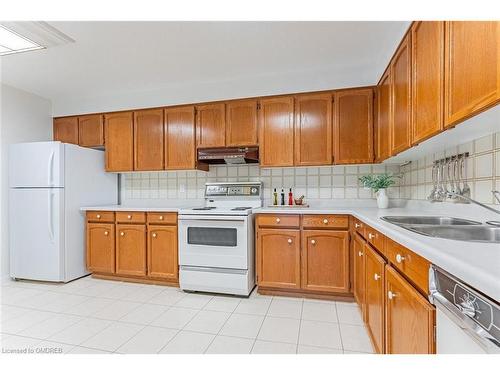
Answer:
[0,276,374,354]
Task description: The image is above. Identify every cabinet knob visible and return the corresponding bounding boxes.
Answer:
[159,215,164,220]
[104,231,109,236]
[120,232,125,236]
[287,238,292,244]
[96,214,101,219]
[127,215,132,219]
[374,273,381,281]
[368,233,375,240]
[311,239,316,245]
[276,218,281,223]
[323,219,328,224]
[388,291,397,300]
[358,251,363,257]
[355,223,361,228]
[396,254,405,263]
[152,233,157,238]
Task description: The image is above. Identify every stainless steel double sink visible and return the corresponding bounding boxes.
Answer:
[381,216,500,243]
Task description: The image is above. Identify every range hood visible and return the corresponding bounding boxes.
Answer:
[197,147,259,165]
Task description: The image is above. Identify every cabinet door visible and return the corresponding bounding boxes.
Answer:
[391,33,412,155]
[196,103,226,148]
[226,100,258,146]
[116,224,147,277]
[147,225,178,280]
[411,21,445,144]
[334,88,374,164]
[258,96,294,167]
[301,230,349,293]
[365,243,386,354]
[165,106,196,170]
[376,70,391,162]
[256,228,300,289]
[385,266,435,354]
[134,109,164,171]
[53,117,78,144]
[86,223,115,274]
[294,93,333,166]
[353,233,366,317]
[105,112,134,172]
[444,21,500,127]
[78,114,104,147]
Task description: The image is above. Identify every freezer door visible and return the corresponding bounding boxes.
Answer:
[9,142,64,188]
[9,188,64,281]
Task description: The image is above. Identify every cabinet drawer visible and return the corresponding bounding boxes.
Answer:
[256,214,300,228]
[116,211,146,223]
[86,211,115,223]
[385,238,430,294]
[147,212,177,225]
[303,215,348,229]
[365,226,386,255]
[352,217,366,237]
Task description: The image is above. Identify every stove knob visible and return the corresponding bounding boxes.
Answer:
[251,187,258,194]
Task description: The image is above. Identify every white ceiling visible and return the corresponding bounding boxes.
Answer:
[0,21,410,116]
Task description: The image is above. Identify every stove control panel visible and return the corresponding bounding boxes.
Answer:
[205,183,262,197]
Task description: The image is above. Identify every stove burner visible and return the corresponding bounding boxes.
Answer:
[231,207,252,211]
[192,207,217,211]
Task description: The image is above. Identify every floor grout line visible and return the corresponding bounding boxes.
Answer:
[295,299,304,354]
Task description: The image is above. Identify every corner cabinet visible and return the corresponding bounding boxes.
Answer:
[333,88,374,164]
[53,117,79,144]
[258,97,295,167]
[104,112,134,172]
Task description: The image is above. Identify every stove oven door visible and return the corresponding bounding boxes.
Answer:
[178,215,249,270]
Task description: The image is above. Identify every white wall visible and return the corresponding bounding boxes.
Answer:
[0,83,52,279]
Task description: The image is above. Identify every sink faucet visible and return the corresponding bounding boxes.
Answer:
[446,190,500,215]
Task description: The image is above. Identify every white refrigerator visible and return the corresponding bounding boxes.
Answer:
[9,141,117,282]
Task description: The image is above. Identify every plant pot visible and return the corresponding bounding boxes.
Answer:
[376,188,389,209]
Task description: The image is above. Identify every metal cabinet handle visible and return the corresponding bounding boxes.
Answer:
[96,214,101,219]
[120,232,125,236]
[152,233,157,238]
[388,291,397,300]
[396,254,405,263]
[323,219,328,224]
[374,273,381,281]
[104,231,109,236]
[358,251,363,257]
[368,233,375,240]
[311,239,316,245]
[127,215,132,219]
[159,216,164,220]
[355,223,361,228]
[287,238,292,244]
[276,218,281,223]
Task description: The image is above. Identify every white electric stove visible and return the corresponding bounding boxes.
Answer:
[178,182,263,296]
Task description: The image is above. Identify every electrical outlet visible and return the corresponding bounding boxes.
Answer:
[179,183,186,193]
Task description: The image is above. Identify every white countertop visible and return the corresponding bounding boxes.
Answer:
[81,204,189,212]
[254,203,500,302]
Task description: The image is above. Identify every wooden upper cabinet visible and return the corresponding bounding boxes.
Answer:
[376,70,392,162]
[225,99,258,146]
[411,21,445,145]
[294,93,332,166]
[444,21,500,127]
[385,266,435,354]
[78,114,104,147]
[333,88,374,164]
[391,33,412,156]
[256,228,301,289]
[196,103,226,148]
[116,224,147,277]
[365,243,386,354]
[164,106,196,170]
[86,223,115,274]
[147,224,178,280]
[301,230,349,293]
[259,96,295,167]
[134,109,164,171]
[53,117,79,144]
[105,112,134,172]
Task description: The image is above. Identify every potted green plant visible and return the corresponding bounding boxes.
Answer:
[359,173,401,208]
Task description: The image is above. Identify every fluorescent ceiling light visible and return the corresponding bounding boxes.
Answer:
[0,25,44,56]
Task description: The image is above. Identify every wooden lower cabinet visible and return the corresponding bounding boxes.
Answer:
[147,225,178,280]
[364,243,386,354]
[301,230,349,293]
[385,265,435,354]
[256,228,301,290]
[353,233,366,309]
[86,223,115,274]
[115,224,147,277]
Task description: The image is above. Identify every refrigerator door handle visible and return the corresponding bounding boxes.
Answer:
[48,150,55,186]
[48,191,54,242]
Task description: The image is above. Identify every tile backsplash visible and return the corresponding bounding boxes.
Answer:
[121,164,401,203]
[400,131,500,205]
